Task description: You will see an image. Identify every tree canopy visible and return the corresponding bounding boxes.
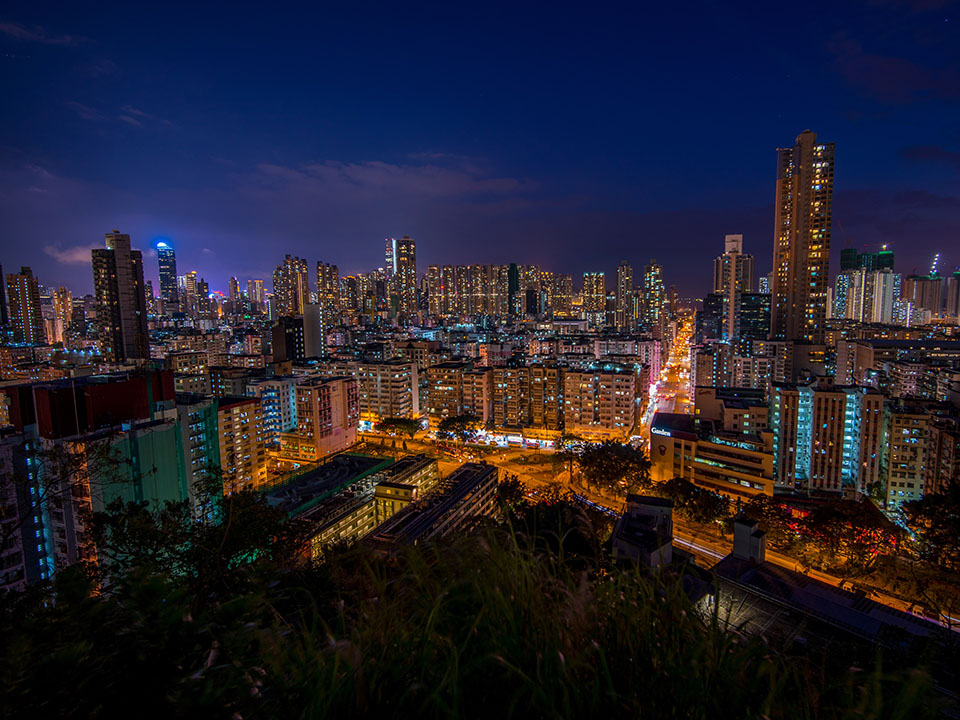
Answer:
[436,414,482,443]
[375,417,422,438]
[577,441,652,494]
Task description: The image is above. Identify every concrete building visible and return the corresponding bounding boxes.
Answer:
[5,267,45,345]
[246,376,299,445]
[373,454,440,523]
[611,495,674,567]
[425,362,491,427]
[563,369,636,439]
[770,377,885,498]
[712,234,755,344]
[771,131,834,343]
[650,413,774,502]
[366,462,498,548]
[216,396,267,494]
[692,386,769,433]
[283,376,359,462]
[92,232,150,363]
[492,364,564,433]
[273,255,310,318]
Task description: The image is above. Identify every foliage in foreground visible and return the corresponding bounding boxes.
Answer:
[0,492,944,720]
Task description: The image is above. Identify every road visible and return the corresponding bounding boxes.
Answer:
[638,314,694,446]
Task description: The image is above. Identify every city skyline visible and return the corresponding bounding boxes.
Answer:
[2,1,959,294]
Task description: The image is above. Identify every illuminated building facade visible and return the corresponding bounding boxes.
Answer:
[771,130,834,343]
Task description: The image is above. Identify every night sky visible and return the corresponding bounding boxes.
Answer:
[1,1,959,297]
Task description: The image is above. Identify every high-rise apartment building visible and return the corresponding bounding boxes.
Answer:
[712,235,755,344]
[227,276,242,312]
[92,232,150,363]
[316,261,341,320]
[944,270,960,319]
[0,263,7,327]
[286,377,359,461]
[563,369,636,440]
[770,130,834,343]
[246,376,299,445]
[770,378,885,497]
[641,260,665,334]
[5,267,45,345]
[216,396,267,494]
[902,274,943,317]
[246,279,265,310]
[615,261,633,330]
[582,272,605,315]
[845,269,899,324]
[394,235,417,317]
[273,255,309,317]
[51,287,73,345]
[157,241,178,305]
[492,364,564,431]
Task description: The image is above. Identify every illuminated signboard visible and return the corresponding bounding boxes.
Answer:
[650,427,672,438]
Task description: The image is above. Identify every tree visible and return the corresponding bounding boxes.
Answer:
[903,484,960,573]
[740,495,796,549]
[800,500,899,574]
[577,441,651,495]
[437,415,481,444]
[496,475,529,518]
[655,477,729,525]
[375,417,421,438]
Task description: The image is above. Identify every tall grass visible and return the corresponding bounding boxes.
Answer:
[0,523,941,719]
[259,529,937,719]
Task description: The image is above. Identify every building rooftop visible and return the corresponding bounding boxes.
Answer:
[265,453,394,515]
[712,555,936,647]
[366,462,497,546]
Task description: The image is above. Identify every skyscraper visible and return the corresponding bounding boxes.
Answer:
[51,287,73,345]
[582,272,605,314]
[391,235,417,317]
[247,279,265,310]
[770,130,835,343]
[273,255,309,317]
[5,266,45,345]
[157,240,178,305]
[712,235,755,343]
[396,236,417,316]
[316,262,341,315]
[0,263,7,327]
[615,261,633,330]
[227,276,242,313]
[384,237,396,276]
[641,260,665,334]
[92,231,149,362]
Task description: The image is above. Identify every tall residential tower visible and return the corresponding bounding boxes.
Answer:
[770,130,834,343]
[5,266,45,345]
[92,231,150,362]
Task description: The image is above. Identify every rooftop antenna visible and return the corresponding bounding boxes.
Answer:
[930,253,940,276]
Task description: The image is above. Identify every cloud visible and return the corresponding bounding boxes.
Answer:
[0,21,89,46]
[248,159,539,200]
[901,145,960,171]
[44,244,100,264]
[827,36,960,103]
[66,101,170,128]
[82,59,118,77]
[67,101,106,121]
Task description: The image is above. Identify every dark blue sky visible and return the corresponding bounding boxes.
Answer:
[1,1,959,296]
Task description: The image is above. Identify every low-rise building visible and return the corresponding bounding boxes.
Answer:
[650,413,774,501]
